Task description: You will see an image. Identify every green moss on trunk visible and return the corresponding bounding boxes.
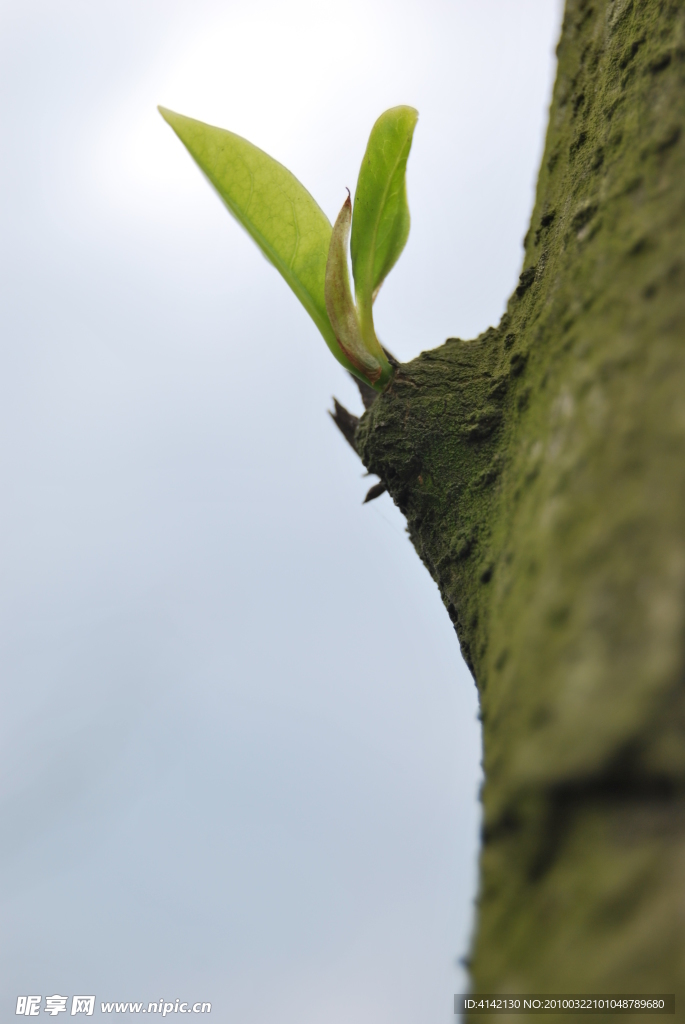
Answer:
[357,0,685,1001]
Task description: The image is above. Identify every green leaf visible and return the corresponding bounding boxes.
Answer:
[350,105,418,352]
[158,106,357,375]
[325,194,386,385]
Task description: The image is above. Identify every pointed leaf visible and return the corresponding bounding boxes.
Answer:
[158,107,356,374]
[351,106,418,342]
[325,195,385,385]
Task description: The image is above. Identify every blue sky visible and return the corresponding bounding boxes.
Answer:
[0,0,561,1018]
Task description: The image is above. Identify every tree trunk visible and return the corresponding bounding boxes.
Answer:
[344,0,685,1004]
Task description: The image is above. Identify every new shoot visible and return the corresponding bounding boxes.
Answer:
[158,105,418,391]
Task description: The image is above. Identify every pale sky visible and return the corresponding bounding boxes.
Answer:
[0,1,562,1019]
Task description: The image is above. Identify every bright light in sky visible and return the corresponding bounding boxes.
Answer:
[0,1,562,1019]
[90,0,414,223]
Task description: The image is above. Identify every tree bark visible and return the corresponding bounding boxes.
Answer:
[346,0,685,1005]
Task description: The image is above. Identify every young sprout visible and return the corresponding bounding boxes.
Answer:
[158,105,418,391]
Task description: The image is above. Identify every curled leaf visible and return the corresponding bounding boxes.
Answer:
[325,194,387,385]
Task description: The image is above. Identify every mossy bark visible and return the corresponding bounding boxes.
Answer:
[355,0,685,1005]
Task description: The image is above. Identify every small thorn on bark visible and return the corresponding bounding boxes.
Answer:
[363,481,387,503]
[329,398,359,451]
[348,371,378,410]
[382,346,400,367]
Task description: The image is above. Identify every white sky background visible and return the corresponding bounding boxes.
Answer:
[0,0,562,1019]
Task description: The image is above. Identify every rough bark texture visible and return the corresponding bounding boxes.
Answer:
[353,0,685,1006]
